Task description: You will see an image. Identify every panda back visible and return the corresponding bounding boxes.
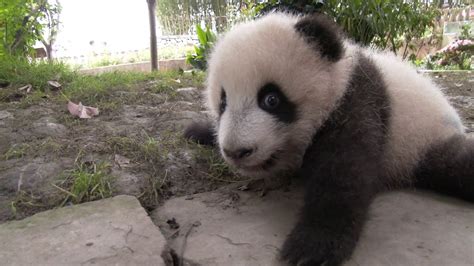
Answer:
[365,50,464,181]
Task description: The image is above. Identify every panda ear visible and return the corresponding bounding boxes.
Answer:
[295,14,344,62]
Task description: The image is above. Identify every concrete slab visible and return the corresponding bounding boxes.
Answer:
[0,195,168,265]
[153,186,474,266]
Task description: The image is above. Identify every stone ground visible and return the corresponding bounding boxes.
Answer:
[0,195,169,265]
[0,71,473,265]
[153,184,474,266]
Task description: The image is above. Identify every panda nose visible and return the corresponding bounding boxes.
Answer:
[223,147,254,160]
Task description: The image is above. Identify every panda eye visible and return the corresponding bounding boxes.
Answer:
[257,83,296,123]
[261,93,280,110]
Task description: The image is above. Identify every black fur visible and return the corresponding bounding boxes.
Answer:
[414,134,474,202]
[295,15,344,62]
[257,83,297,123]
[183,121,215,146]
[281,54,390,266]
[219,88,227,116]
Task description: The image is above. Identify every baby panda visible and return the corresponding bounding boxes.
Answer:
[185,13,474,266]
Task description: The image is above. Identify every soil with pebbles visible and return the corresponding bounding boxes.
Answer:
[0,83,228,222]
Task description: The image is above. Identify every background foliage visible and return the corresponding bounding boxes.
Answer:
[0,0,60,59]
[186,24,217,70]
[256,0,443,59]
[156,0,242,35]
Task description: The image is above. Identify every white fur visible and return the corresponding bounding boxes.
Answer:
[365,50,464,181]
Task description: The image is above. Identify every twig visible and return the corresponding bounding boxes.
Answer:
[51,183,76,198]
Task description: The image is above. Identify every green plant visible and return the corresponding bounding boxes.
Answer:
[55,161,114,205]
[0,0,61,58]
[0,56,75,91]
[2,143,29,160]
[459,24,473,40]
[186,24,217,70]
[10,190,46,218]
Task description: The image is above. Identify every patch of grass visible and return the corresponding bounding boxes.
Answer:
[1,139,68,161]
[8,159,114,220]
[0,56,76,92]
[54,161,114,205]
[138,173,168,211]
[10,190,49,219]
[35,138,67,157]
[1,56,205,111]
[60,70,204,111]
[2,143,30,160]
[108,130,182,156]
[106,132,183,208]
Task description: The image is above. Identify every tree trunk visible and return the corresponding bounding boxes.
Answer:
[40,39,53,61]
[147,0,158,71]
[45,43,53,61]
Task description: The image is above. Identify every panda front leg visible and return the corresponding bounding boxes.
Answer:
[281,150,379,266]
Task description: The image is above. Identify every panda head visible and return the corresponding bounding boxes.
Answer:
[206,13,353,178]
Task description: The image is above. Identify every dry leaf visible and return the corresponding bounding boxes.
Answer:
[48,80,62,90]
[18,84,32,93]
[67,101,99,119]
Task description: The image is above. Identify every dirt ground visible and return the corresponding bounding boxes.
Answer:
[428,72,474,133]
[0,71,472,223]
[0,75,238,222]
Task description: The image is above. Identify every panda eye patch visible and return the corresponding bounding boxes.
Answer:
[257,83,297,123]
[219,88,227,116]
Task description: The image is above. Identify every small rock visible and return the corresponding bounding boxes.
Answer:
[0,158,70,193]
[177,87,200,102]
[111,168,143,195]
[0,111,13,120]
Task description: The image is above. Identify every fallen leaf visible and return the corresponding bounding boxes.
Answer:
[454,83,463,87]
[48,80,62,90]
[18,84,32,93]
[67,101,99,118]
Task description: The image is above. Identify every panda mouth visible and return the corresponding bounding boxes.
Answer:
[239,153,277,172]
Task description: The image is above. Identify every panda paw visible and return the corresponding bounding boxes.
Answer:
[280,226,347,266]
[183,121,215,146]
